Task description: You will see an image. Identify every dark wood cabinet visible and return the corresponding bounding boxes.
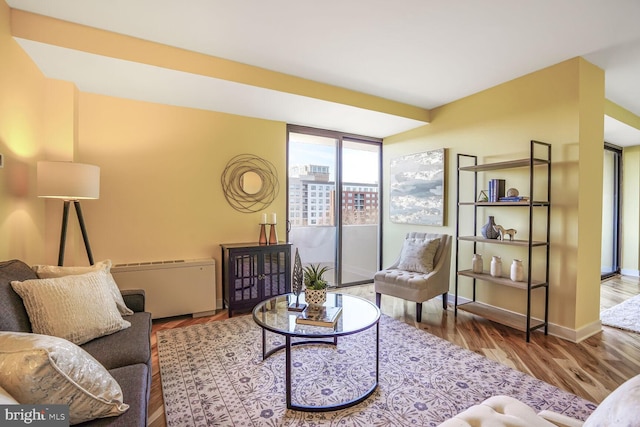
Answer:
[220,242,291,316]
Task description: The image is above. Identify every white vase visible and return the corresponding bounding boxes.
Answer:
[490,256,502,277]
[510,259,524,282]
[472,254,483,274]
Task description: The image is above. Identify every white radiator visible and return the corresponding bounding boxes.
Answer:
[111,258,216,319]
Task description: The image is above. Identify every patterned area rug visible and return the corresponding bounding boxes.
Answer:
[601,294,640,333]
[157,314,594,426]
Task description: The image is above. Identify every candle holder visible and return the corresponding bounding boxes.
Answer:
[258,223,267,245]
[268,223,278,245]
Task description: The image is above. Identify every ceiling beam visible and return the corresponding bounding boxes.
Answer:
[11,9,430,124]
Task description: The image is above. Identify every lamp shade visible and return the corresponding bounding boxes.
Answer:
[37,161,100,200]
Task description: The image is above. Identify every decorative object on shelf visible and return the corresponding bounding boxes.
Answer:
[477,190,488,202]
[258,214,267,245]
[268,225,278,244]
[506,187,519,197]
[481,216,500,239]
[490,256,502,277]
[472,254,484,274]
[493,224,517,241]
[390,148,445,226]
[510,259,524,282]
[488,179,505,202]
[499,195,529,202]
[303,263,330,307]
[288,249,307,312]
[220,154,279,213]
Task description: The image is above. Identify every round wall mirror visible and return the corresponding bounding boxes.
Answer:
[241,171,262,195]
[221,154,279,213]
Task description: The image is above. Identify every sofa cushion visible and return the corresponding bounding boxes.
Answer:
[397,237,440,274]
[75,364,149,427]
[584,374,640,427]
[11,270,131,345]
[81,311,152,370]
[0,332,129,425]
[0,384,19,404]
[32,260,134,316]
[0,259,35,332]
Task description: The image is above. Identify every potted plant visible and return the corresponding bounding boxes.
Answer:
[303,264,330,307]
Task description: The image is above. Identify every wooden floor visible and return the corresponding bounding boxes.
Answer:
[148,275,640,427]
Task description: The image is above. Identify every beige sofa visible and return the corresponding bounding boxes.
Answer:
[439,374,640,426]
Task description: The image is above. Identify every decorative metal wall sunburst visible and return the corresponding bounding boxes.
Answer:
[220,154,279,213]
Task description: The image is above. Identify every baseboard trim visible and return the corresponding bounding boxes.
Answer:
[620,268,640,277]
[549,319,602,343]
[447,295,602,343]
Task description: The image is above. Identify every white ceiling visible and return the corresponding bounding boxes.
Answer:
[7,0,640,144]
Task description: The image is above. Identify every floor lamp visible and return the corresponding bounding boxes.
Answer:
[37,161,100,266]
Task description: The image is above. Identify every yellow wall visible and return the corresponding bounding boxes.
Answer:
[383,58,604,339]
[73,93,287,301]
[0,0,610,337]
[0,0,46,263]
[622,146,640,274]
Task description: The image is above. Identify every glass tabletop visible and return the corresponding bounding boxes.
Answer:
[252,292,380,338]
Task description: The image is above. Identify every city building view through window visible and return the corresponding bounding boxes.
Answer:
[288,129,381,286]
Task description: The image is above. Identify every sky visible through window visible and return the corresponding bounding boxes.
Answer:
[289,134,379,184]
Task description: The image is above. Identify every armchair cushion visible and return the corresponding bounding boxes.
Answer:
[397,237,440,273]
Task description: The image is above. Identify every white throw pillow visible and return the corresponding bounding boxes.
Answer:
[32,260,133,316]
[11,270,131,345]
[0,332,129,424]
[584,374,640,427]
[0,384,19,405]
[397,238,440,273]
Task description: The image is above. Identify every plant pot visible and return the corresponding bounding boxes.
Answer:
[305,288,327,307]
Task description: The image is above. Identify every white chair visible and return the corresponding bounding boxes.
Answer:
[374,232,451,322]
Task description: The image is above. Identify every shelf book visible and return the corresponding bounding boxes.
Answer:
[295,306,342,327]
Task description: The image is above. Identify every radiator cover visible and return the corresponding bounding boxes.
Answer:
[112,258,216,319]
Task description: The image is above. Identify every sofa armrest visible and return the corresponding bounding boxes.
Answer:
[120,289,146,312]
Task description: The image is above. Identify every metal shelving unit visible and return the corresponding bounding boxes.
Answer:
[454,140,551,342]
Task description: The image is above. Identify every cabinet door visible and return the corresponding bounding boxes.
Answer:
[262,248,290,298]
[230,251,260,303]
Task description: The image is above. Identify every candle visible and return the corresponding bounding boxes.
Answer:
[261,213,267,224]
[271,213,277,224]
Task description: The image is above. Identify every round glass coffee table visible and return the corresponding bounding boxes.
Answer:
[252,292,380,412]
